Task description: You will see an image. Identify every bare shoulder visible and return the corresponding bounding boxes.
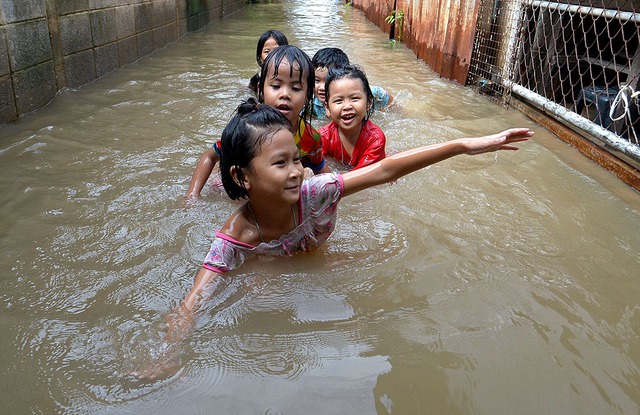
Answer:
[218,204,257,244]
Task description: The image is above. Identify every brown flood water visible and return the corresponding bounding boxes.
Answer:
[1,1,639,413]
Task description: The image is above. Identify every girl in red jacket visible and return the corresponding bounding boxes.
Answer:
[320,65,386,169]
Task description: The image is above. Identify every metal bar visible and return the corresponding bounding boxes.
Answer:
[503,0,523,81]
[527,1,640,23]
[505,81,640,161]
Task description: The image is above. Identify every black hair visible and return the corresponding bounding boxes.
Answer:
[325,65,375,120]
[256,30,288,66]
[257,45,315,124]
[312,47,350,70]
[219,98,291,200]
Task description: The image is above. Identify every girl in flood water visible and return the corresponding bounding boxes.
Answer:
[185,45,330,200]
[135,98,533,380]
[320,65,387,169]
[248,29,289,93]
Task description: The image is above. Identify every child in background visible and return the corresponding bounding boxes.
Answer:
[311,47,394,119]
[321,65,386,169]
[185,45,330,199]
[248,29,288,93]
[134,98,533,380]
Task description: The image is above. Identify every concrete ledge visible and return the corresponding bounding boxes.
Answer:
[90,8,118,46]
[64,49,97,87]
[116,5,136,38]
[136,30,154,57]
[95,42,119,76]
[511,95,640,191]
[0,28,9,76]
[55,0,89,16]
[59,12,93,55]
[0,0,246,124]
[6,19,52,71]
[0,75,17,124]
[153,25,170,49]
[13,61,57,115]
[2,0,46,22]
[135,2,153,32]
[89,0,118,9]
[117,36,138,66]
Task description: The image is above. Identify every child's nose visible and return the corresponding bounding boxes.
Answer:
[290,165,302,178]
[280,87,291,98]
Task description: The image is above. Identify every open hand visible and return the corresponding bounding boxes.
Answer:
[128,307,194,381]
[463,128,534,155]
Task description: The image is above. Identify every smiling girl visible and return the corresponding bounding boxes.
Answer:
[320,65,386,170]
[134,98,533,380]
[185,45,330,200]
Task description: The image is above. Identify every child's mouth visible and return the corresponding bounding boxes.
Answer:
[285,184,300,195]
[277,104,291,113]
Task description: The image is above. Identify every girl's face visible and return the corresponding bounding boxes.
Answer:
[245,128,303,206]
[262,60,308,128]
[325,77,370,133]
[260,37,280,65]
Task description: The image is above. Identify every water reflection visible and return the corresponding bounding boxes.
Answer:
[1,0,640,413]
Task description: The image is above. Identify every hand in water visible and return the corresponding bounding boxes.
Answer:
[181,193,200,208]
[129,350,183,381]
[128,307,194,381]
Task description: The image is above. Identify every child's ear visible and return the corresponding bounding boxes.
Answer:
[324,101,331,117]
[230,166,251,190]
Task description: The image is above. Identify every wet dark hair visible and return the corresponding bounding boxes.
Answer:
[256,30,288,66]
[312,47,350,70]
[257,45,315,124]
[220,98,291,200]
[325,64,375,119]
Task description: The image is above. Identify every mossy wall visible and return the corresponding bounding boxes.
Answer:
[0,0,245,124]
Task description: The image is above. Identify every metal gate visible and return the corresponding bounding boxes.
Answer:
[467,0,640,163]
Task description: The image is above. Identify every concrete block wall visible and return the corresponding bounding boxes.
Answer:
[0,0,246,124]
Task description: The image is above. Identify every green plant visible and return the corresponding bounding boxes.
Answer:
[385,10,404,42]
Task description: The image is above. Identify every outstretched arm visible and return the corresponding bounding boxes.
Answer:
[185,148,220,199]
[131,267,222,381]
[341,128,533,197]
[163,268,222,341]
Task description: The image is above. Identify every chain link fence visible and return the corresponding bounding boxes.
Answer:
[467,0,640,164]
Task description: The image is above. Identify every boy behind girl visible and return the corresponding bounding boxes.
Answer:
[311,47,394,119]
